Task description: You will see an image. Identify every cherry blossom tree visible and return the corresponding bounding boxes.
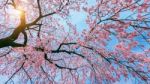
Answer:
[0,0,150,83]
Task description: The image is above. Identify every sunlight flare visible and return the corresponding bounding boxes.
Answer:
[10,9,23,16]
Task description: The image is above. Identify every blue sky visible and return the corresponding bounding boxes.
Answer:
[68,1,150,83]
[69,9,133,84]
